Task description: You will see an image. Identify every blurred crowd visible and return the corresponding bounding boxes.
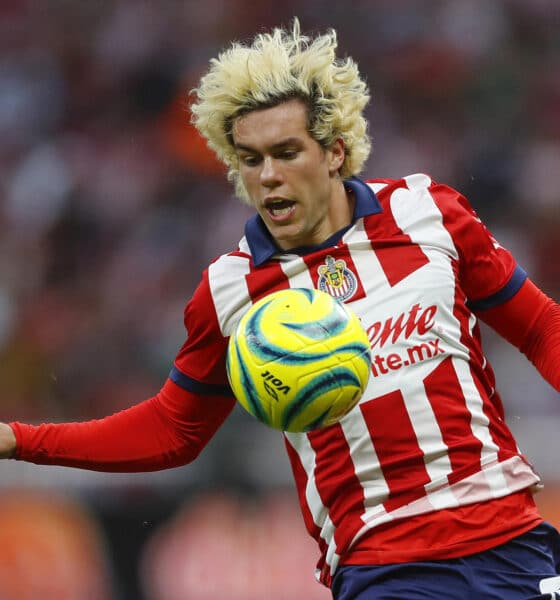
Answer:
[0,1,559,598]
[1,0,559,427]
[0,0,558,475]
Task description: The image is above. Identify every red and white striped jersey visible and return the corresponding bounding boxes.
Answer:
[172,173,541,585]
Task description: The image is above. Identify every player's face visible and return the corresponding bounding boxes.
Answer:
[232,99,349,251]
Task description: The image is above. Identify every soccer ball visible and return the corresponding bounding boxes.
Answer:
[226,288,371,433]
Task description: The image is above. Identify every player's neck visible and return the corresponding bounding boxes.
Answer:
[329,177,355,231]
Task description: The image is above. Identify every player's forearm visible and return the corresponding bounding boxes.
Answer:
[10,399,185,471]
[520,300,560,392]
[9,382,235,472]
[479,279,560,392]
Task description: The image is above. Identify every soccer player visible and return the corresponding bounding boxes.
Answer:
[1,20,559,599]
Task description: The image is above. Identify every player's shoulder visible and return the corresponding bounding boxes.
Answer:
[364,173,469,211]
[188,244,252,318]
[208,239,252,272]
[364,172,434,194]
[204,240,253,292]
[364,172,458,198]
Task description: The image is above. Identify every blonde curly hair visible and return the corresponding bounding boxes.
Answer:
[190,19,371,202]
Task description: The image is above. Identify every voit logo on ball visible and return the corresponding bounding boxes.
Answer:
[317,255,357,301]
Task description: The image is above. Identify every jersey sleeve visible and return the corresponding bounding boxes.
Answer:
[10,378,236,471]
[429,181,526,310]
[170,269,233,396]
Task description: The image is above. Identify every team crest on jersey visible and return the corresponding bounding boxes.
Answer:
[317,255,357,300]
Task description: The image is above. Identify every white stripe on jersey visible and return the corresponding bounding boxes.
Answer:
[284,434,338,557]
[400,385,455,493]
[483,466,512,499]
[237,236,251,255]
[279,254,315,288]
[342,216,381,278]
[339,411,390,510]
[424,482,461,511]
[451,355,500,461]
[394,175,459,262]
[208,254,251,336]
[367,182,390,195]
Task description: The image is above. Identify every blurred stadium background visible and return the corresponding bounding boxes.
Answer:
[0,1,558,598]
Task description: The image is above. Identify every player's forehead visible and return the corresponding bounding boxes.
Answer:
[231,99,313,151]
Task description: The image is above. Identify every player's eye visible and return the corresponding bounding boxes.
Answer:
[278,150,297,160]
[240,154,260,167]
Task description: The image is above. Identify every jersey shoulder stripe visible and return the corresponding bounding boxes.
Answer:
[169,366,233,396]
[468,265,527,311]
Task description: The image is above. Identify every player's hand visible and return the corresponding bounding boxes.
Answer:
[0,423,16,459]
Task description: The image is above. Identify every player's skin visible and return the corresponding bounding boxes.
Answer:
[0,425,14,458]
[0,97,355,461]
[233,98,352,250]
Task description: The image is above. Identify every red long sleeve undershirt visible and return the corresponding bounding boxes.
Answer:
[478,278,560,391]
[11,379,236,471]
[10,278,560,472]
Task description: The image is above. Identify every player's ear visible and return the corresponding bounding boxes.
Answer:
[327,138,345,175]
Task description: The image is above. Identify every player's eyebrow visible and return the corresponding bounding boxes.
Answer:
[234,137,302,153]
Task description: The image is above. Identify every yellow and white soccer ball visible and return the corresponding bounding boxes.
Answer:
[226,288,371,433]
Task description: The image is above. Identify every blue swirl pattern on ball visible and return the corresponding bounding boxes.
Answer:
[226,288,372,432]
[282,365,367,431]
[231,340,268,423]
[245,297,350,362]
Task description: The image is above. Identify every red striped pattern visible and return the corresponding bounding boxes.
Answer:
[245,259,290,302]
[360,391,431,513]
[198,175,542,585]
[307,424,366,551]
[423,357,484,485]
[363,183,429,286]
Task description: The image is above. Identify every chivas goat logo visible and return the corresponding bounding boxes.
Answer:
[317,255,357,300]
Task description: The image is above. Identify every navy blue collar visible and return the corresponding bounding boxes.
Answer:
[244,176,382,266]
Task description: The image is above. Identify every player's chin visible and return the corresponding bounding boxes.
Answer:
[268,225,304,249]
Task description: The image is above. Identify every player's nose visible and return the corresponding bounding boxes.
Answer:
[260,156,282,187]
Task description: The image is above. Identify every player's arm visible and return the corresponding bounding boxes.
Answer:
[476,278,560,392]
[2,378,235,471]
[426,181,559,391]
[0,267,237,470]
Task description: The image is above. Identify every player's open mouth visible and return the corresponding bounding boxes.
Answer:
[265,198,296,219]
